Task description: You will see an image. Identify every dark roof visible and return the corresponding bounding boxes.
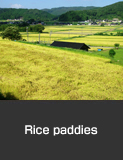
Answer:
[51,41,90,50]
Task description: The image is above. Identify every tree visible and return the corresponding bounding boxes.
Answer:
[29,24,45,33]
[114,43,120,49]
[28,18,35,24]
[109,49,116,58]
[1,26,22,40]
[36,24,45,33]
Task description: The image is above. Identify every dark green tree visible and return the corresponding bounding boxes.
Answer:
[1,26,22,40]
[109,49,116,58]
[36,24,45,33]
[29,24,45,33]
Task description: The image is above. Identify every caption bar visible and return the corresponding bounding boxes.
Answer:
[25,125,98,136]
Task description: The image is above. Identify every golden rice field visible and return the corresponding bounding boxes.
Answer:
[19,25,123,47]
[20,25,115,40]
[21,32,79,43]
[0,39,123,100]
[60,35,123,47]
[44,25,116,33]
[21,33,123,47]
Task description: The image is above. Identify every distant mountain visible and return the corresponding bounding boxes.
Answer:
[0,8,55,21]
[59,1,123,21]
[0,2,123,22]
[42,6,100,16]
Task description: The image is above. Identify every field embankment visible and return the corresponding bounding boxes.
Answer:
[0,40,123,100]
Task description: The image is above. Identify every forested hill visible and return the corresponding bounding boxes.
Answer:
[59,1,123,21]
[0,8,55,21]
[0,1,123,22]
[42,6,100,16]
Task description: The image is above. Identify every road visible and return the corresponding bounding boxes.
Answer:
[89,46,123,49]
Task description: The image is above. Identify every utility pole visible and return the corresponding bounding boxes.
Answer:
[50,31,52,43]
[39,32,40,44]
[26,27,29,41]
[68,30,70,38]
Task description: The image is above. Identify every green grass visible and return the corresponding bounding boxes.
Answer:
[92,48,123,66]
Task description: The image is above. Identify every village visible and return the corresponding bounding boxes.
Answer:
[0,17,123,26]
[77,18,123,26]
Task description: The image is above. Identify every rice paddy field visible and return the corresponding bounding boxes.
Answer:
[106,26,123,35]
[60,35,123,47]
[20,25,123,48]
[43,25,116,33]
[0,37,123,100]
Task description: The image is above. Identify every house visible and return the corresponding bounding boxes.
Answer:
[81,23,86,25]
[87,19,92,22]
[112,18,119,22]
[91,22,97,25]
[112,18,122,23]
[51,41,90,51]
[110,23,118,26]
[88,23,92,25]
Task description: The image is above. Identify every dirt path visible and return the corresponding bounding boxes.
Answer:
[90,46,123,48]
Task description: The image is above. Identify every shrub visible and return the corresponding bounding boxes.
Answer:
[103,33,108,36]
[94,32,103,35]
[109,49,116,58]
[116,31,123,36]
[114,43,120,49]
[101,23,105,27]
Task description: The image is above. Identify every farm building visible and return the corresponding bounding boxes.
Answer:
[51,41,90,51]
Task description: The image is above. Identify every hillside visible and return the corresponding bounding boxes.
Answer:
[0,39,123,100]
[59,1,123,21]
[42,6,100,16]
[0,2,123,22]
[0,8,55,21]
